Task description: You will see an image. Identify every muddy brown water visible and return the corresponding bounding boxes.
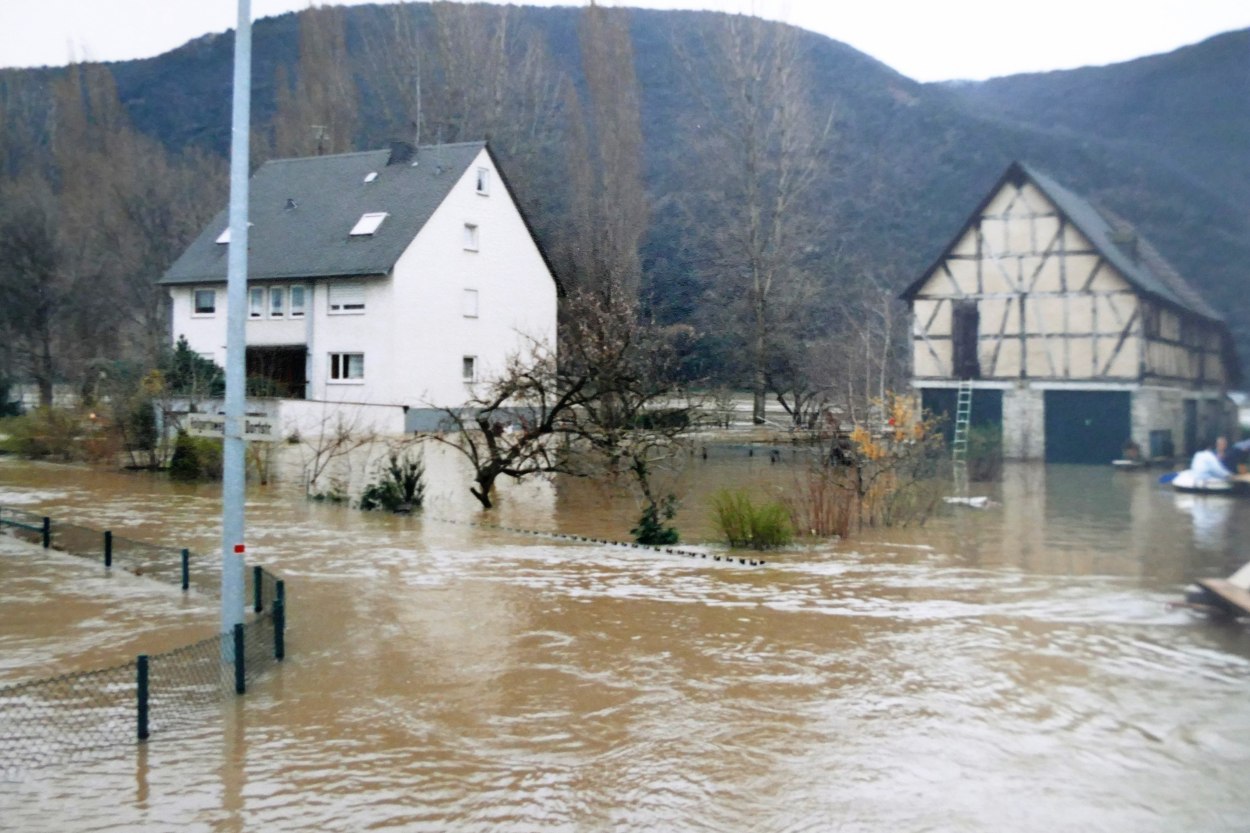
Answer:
[2,447,1249,832]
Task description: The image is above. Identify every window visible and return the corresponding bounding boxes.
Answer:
[462,356,477,382]
[329,353,365,382]
[215,222,251,244]
[350,212,388,236]
[269,286,285,318]
[249,287,265,319]
[462,288,479,318]
[463,223,479,251]
[193,289,216,316]
[475,167,490,195]
[290,285,306,318]
[328,282,365,314]
[952,300,980,380]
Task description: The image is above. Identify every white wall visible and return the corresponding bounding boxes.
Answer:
[168,148,558,411]
[383,148,557,408]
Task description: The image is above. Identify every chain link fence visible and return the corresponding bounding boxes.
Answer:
[0,505,286,776]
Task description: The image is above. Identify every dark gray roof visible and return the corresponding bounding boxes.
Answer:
[161,141,487,285]
[1019,163,1222,321]
[903,161,1222,323]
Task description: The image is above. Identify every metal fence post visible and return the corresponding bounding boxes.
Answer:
[104,530,113,568]
[273,579,285,661]
[233,623,246,695]
[137,655,150,741]
[181,549,190,592]
[41,516,50,548]
[253,565,263,613]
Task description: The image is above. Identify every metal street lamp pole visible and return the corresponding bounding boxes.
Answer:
[222,0,252,638]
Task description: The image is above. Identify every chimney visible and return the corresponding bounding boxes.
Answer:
[387,140,415,166]
[1109,228,1139,262]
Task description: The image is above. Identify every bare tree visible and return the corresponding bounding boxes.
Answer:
[0,175,68,406]
[270,4,359,158]
[561,2,649,305]
[358,3,566,161]
[678,15,834,424]
[297,408,382,500]
[428,337,585,510]
[431,291,697,521]
[562,288,700,539]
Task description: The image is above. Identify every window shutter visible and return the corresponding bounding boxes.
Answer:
[328,282,366,312]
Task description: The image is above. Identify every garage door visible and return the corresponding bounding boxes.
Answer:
[1043,390,1130,464]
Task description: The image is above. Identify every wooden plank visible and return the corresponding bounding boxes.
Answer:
[1195,579,1250,616]
[1227,561,1250,591]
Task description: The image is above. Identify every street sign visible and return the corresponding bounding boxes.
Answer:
[185,414,279,442]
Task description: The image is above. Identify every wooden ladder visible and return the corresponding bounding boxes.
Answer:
[951,379,973,496]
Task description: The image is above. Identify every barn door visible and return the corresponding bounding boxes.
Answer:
[1183,399,1198,457]
[1043,390,1130,464]
[952,301,980,380]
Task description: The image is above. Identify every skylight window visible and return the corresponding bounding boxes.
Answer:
[215,222,252,244]
[350,212,388,236]
[364,171,378,183]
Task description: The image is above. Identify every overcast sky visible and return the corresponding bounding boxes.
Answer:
[1,0,1248,82]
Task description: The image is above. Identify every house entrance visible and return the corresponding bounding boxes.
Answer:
[1043,390,1130,464]
[246,346,307,399]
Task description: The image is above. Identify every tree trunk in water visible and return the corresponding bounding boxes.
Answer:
[752,322,767,424]
[38,329,54,408]
[471,481,495,509]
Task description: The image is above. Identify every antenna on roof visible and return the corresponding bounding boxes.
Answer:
[310,124,328,156]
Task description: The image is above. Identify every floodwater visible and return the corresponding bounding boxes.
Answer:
[2,446,1250,832]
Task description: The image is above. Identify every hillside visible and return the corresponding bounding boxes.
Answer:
[2,5,1247,380]
[942,29,1250,209]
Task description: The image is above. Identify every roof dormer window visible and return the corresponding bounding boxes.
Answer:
[350,212,388,236]
[215,222,252,244]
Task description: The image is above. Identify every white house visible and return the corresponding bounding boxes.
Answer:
[900,161,1239,463]
[160,141,560,432]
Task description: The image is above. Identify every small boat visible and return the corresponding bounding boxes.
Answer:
[1181,562,1250,617]
[1162,470,1250,495]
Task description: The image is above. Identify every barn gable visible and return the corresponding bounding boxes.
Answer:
[901,162,1237,464]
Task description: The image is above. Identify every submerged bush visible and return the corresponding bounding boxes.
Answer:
[631,494,680,545]
[966,423,1003,482]
[0,408,89,460]
[168,431,223,481]
[359,450,426,512]
[711,489,793,549]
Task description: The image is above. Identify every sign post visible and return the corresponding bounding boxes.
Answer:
[221,0,253,644]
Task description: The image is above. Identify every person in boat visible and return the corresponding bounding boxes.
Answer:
[1188,436,1233,482]
[1223,437,1250,473]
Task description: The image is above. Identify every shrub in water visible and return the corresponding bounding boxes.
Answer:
[712,489,793,549]
[359,450,426,512]
[168,431,223,480]
[631,494,680,545]
[966,422,1003,482]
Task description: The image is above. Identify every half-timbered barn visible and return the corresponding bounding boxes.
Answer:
[900,162,1239,464]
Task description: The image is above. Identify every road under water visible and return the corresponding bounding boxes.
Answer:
[2,449,1249,832]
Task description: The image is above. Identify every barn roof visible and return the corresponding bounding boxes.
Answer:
[160,141,559,291]
[901,161,1223,323]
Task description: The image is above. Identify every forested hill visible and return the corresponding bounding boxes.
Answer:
[2,4,1247,386]
[941,28,1250,211]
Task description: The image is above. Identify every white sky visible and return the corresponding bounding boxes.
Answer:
[0,0,1247,82]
